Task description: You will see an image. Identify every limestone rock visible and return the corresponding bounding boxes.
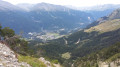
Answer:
[0,43,31,67]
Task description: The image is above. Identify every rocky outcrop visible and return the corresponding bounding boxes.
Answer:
[39,57,52,67]
[0,43,31,67]
[99,60,120,67]
[39,57,61,67]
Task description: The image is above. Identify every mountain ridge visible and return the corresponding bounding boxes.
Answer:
[0,1,120,67]
[86,8,120,29]
[0,1,95,34]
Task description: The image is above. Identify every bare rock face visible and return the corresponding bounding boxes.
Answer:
[0,43,31,67]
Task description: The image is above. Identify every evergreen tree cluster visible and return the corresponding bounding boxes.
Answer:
[0,24,15,40]
[0,24,33,56]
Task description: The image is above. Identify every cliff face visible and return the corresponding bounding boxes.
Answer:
[0,43,31,67]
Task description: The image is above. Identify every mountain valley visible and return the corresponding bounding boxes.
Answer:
[28,8,120,67]
[0,0,120,67]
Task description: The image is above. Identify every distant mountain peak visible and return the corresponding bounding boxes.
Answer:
[31,2,69,11]
[0,0,22,11]
[108,8,120,20]
[67,4,120,11]
[16,2,70,11]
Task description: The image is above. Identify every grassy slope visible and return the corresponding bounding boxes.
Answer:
[18,55,47,67]
[85,19,120,33]
[18,54,61,67]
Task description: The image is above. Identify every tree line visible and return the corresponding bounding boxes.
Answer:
[0,24,15,40]
[0,24,33,56]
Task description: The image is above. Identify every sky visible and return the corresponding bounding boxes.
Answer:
[3,0,120,7]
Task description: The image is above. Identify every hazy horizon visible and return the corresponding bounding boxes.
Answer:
[3,0,120,7]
